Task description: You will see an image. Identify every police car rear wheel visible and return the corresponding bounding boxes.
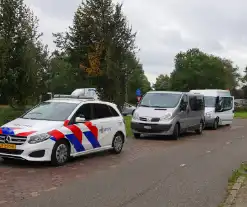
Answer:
[51,140,70,166]
[112,134,124,154]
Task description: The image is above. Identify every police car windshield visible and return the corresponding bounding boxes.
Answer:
[140,93,182,108]
[204,96,216,107]
[21,102,78,121]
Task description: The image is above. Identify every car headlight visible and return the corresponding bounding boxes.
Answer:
[160,113,172,121]
[132,112,139,120]
[28,133,51,144]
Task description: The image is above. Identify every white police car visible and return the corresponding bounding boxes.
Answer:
[0,95,126,166]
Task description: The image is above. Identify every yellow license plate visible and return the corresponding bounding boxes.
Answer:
[0,143,16,149]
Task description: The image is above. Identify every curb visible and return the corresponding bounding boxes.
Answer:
[222,176,246,207]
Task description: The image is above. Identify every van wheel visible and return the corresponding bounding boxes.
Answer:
[51,140,70,166]
[112,133,124,154]
[212,118,218,130]
[134,133,141,139]
[172,123,180,140]
[195,121,203,134]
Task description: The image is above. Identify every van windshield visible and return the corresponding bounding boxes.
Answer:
[139,93,182,108]
[204,96,216,107]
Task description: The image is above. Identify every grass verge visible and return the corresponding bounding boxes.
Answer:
[124,116,132,137]
[235,111,247,119]
[219,163,247,207]
[228,163,247,189]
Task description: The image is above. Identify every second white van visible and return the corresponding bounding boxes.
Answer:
[190,89,234,129]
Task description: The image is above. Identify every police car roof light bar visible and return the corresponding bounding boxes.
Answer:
[53,94,95,100]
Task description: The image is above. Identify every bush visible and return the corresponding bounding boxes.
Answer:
[0,107,24,126]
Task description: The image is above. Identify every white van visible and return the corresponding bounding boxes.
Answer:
[190,89,234,129]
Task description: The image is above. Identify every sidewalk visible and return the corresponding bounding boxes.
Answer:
[232,180,247,207]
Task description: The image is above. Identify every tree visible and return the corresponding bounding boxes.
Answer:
[170,48,239,91]
[0,0,49,107]
[48,51,91,94]
[53,0,137,108]
[153,74,170,91]
[127,62,151,104]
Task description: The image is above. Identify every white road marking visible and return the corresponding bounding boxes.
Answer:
[180,164,186,167]
[44,187,57,192]
[206,150,211,153]
[30,192,39,197]
[226,142,231,145]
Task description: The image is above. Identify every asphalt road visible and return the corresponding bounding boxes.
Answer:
[1,119,247,207]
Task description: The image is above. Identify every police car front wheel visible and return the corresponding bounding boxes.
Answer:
[51,140,70,166]
[112,133,124,154]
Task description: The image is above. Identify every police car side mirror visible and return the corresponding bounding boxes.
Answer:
[75,116,85,123]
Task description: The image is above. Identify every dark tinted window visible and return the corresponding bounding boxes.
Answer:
[189,96,204,111]
[196,96,204,110]
[189,96,197,111]
[92,103,113,119]
[73,104,92,121]
[108,106,120,117]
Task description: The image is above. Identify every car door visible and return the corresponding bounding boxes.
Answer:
[91,103,115,147]
[222,96,234,124]
[108,104,125,136]
[179,94,189,131]
[188,95,200,128]
[69,103,95,153]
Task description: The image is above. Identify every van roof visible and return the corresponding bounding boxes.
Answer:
[189,89,231,97]
[147,91,183,95]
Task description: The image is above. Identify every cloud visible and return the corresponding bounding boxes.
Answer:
[24,0,247,84]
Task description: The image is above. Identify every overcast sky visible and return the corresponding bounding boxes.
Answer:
[24,0,247,84]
